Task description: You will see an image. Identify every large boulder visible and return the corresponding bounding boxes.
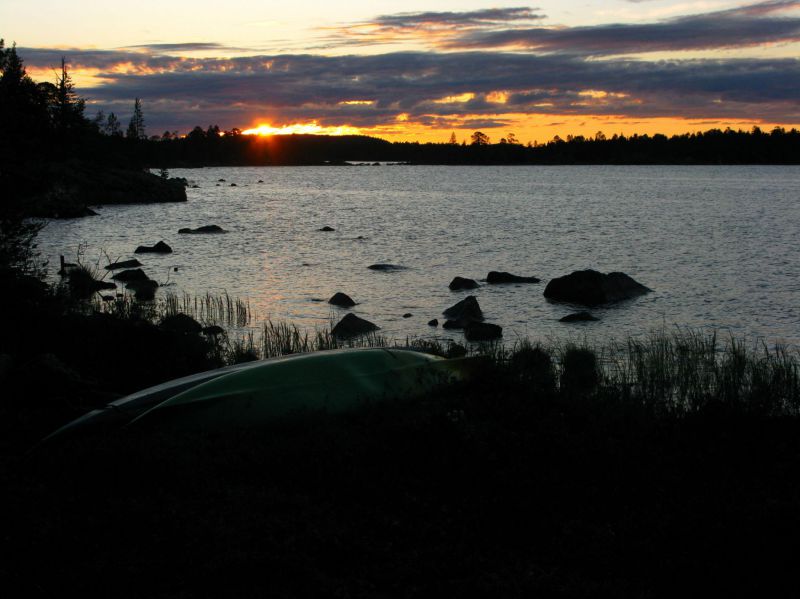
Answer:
[134,241,172,254]
[544,269,651,306]
[449,276,479,291]
[464,322,503,341]
[487,271,540,284]
[328,292,356,308]
[331,313,379,338]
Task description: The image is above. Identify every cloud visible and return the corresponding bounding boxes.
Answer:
[320,7,546,48]
[16,5,800,134]
[448,0,800,54]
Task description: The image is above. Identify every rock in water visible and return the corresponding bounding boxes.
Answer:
[368,264,407,272]
[331,313,380,338]
[178,225,225,234]
[134,241,172,254]
[328,292,356,308]
[487,271,540,284]
[464,322,503,341]
[105,259,142,270]
[559,312,599,322]
[318,226,335,232]
[111,268,149,282]
[443,296,483,324]
[159,313,203,334]
[428,319,439,327]
[544,269,651,305]
[449,276,479,291]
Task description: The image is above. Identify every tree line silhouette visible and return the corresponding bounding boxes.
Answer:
[2,39,800,225]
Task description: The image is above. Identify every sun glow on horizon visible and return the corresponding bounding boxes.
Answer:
[242,122,361,136]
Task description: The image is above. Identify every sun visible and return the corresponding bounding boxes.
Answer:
[242,122,361,136]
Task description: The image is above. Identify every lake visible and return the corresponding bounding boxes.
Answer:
[37,165,800,347]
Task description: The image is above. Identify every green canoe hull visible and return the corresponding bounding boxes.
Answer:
[130,349,470,429]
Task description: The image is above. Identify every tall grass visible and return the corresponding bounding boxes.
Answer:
[81,288,800,416]
[601,328,800,415]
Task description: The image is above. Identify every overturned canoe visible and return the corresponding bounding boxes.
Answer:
[42,358,268,442]
[130,349,470,429]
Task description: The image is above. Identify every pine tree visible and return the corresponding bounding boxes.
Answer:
[54,56,85,131]
[106,112,122,136]
[448,132,457,144]
[126,97,145,139]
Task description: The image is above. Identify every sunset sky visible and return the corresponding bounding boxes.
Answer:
[4,0,800,143]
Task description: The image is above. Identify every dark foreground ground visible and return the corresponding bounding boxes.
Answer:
[3,374,800,598]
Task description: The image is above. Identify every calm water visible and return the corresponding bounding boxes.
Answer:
[38,165,800,346]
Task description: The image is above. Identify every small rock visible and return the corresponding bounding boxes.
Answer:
[328,292,356,308]
[368,264,407,272]
[427,318,439,327]
[218,178,226,182]
[464,322,503,341]
[160,313,203,334]
[449,276,479,291]
[487,271,540,284]
[230,183,237,187]
[178,225,226,234]
[559,311,599,322]
[105,259,142,270]
[402,313,412,318]
[331,313,380,338]
[258,179,264,183]
[318,226,335,232]
[134,241,172,254]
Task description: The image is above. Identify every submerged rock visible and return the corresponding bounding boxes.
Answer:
[487,271,540,284]
[134,241,172,254]
[331,313,380,338]
[105,259,142,271]
[559,311,599,322]
[544,269,651,306]
[368,264,407,272]
[178,225,226,234]
[328,292,356,308]
[449,276,479,291]
[464,322,503,341]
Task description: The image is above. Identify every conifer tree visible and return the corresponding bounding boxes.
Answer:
[126,97,145,139]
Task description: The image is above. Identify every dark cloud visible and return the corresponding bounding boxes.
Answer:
[124,42,237,52]
[320,6,546,48]
[449,0,800,54]
[369,7,545,28]
[18,41,800,132]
